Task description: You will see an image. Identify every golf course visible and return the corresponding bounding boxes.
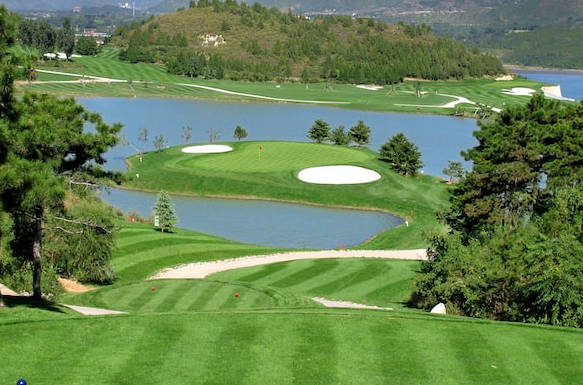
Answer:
[3,21,583,384]
[16,46,557,115]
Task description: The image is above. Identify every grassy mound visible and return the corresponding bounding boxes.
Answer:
[124,141,450,249]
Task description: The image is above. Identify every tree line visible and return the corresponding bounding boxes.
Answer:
[413,94,583,328]
[113,0,504,83]
[18,17,99,58]
[307,119,423,176]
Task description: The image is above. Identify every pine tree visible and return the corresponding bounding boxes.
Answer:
[154,191,177,233]
[307,119,330,143]
[349,120,371,147]
[380,133,423,176]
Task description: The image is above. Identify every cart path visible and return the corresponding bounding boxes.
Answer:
[150,249,427,280]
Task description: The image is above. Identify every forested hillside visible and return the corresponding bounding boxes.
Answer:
[115,1,503,83]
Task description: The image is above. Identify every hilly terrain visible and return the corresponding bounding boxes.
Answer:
[114,2,502,83]
[0,0,161,12]
[150,0,583,27]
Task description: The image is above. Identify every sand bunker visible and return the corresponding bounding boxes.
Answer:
[298,165,381,185]
[182,145,233,154]
[357,85,383,91]
[502,87,535,96]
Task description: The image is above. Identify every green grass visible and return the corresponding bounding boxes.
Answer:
[212,258,418,309]
[2,223,583,384]
[17,46,558,115]
[110,223,281,282]
[124,141,450,249]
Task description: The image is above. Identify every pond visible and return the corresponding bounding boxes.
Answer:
[80,97,477,248]
[101,188,402,249]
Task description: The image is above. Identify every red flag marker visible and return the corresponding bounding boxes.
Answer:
[235,292,240,298]
[151,286,156,291]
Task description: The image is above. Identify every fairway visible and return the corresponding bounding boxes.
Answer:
[3,224,583,385]
[17,46,559,115]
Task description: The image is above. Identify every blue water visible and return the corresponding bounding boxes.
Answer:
[79,98,478,177]
[102,188,401,249]
[78,97,477,248]
[513,69,583,101]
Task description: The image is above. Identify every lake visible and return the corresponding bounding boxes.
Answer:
[513,69,583,101]
[102,188,402,249]
[80,97,477,248]
[79,97,478,176]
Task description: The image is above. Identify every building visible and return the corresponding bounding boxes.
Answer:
[73,6,81,13]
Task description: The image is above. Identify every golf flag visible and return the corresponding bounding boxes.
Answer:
[258,145,263,160]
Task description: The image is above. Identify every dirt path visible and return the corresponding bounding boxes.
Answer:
[312,297,393,311]
[35,69,125,83]
[62,304,127,316]
[177,83,351,104]
[395,92,476,109]
[150,249,427,280]
[0,282,20,296]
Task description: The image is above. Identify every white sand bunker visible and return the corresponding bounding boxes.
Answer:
[181,145,233,154]
[357,85,383,91]
[298,165,381,185]
[501,87,535,96]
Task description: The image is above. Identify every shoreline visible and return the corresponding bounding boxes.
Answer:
[505,64,583,75]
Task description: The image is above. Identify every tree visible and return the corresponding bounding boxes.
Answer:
[57,18,75,60]
[154,191,177,233]
[75,36,98,56]
[153,135,167,152]
[0,93,121,299]
[208,128,220,142]
[349,120,371,147]
[233,125,247,141]
[301,67,309,88]
[308,119,330,143]
[182,125,192,143]
[329,125,350,145]
[138,127,149,147]
[443,160,464,183]
[380,133,423,176]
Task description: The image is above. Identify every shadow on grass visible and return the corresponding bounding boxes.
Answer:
[2,295,66,314]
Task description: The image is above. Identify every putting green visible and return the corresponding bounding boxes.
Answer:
[175,141,372,173]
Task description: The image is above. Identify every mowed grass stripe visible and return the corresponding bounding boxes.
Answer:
[108,318,187,384]
[292,316,339,384]
[307,259,393,296]
[153,281,194,313]
[201,318,264,384]
[267,259,341,289]
[369,320,431,383]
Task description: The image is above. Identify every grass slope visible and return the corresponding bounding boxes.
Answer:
[2,223,583,385]
[124,141,451,249]
[18,46,554,115]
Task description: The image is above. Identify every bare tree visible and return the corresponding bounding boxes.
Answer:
[182,126,193,143]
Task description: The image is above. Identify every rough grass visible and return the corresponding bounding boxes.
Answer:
[17,46,556,115]
[124,141,451,249]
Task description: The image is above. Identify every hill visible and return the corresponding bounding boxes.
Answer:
[114,2,503,83]
[0,0,161,12]
[150,0,583,27]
